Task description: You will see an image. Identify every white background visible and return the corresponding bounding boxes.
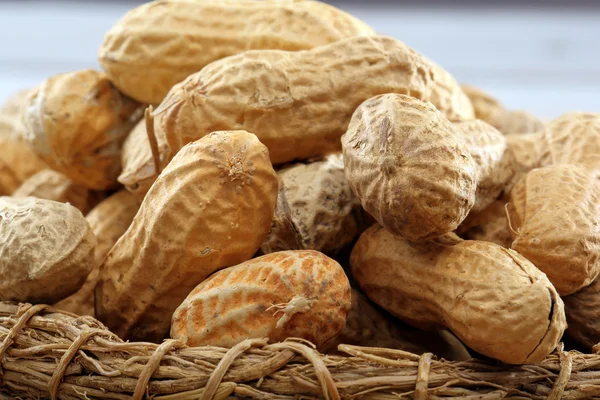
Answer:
[0,1,598,120]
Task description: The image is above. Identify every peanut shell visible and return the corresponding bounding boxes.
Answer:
[458,199,512,248]
[0,137,47,195]
[96,130,278,342]
[351,224,565,364]
[504,132,546,194]
[171,250,351,349]
[0,88,32,141]
[460,84,504,124]
[99,0,374,104]
[563,276,600,350]
[508,164,600,295]
[0,197,96,303]
[342,93,476,241]
[22,69,143,190]
[488,109,545,135]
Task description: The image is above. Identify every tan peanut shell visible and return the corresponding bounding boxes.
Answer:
[99,0,374,105]
[12,170,92,214]
[0,88,32,141]
[154,35,474,169]
[458,199,512,248]
[325,289,471,361]
[488,109,545,135]
[342,94,476,241]
[351,224,566,364]
[0,137,47,195]
[22,69,143,190]
[460,84,504,124]
[171,250,351,349]
[0,197,96,304]
[456,120,515,213]
[563,277,600,350]
[504,132,545,194]
[539,112,600,174]
[54,190,139,317]
[508,164,600,295]
[261,153,364,256]
[96,130,278,342]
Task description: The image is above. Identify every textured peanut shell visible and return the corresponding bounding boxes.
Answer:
[171,250,350,349]
[54,190,139,317]
[488,109,545,135]
[508,164,600,295]
[96,130,278,342]
[325,289,471,361]
[13,170,92,214]
[460,84,504,124]
[22,69,143,190]
[154,35,474,169]
[458,199,512,248]
[99,0,374,104]
[0,197,96,304]
[342,94,477,241]
[0,88,32,141]
[504,132,546,194]
[261,154,363,256]
[457,120,515,213]
[118,119,169,202]
[563,276,600,350]
[351,225,566,364]
[539,112,600,174]
[0,137,47,195]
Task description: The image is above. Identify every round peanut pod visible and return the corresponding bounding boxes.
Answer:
[152,35,473,169]
[456,120,515,213]
[0,137,47,195]
[98,0,374,105]
[171,250,351,350]
[22,69,144,190]
[261,153,365,256]
[539,112,600,174]
[458,199,512,249]
[0,88,32,141]
[351,224,566,365]
[54,190,139,317]
[563,277,600,350]
[0,197,96,304]
[487,109,545,135]
[12,170,92,214]
[342,93,477,241]
[96,130,278,342]
[460,84,504,124]
[508,164,600,295]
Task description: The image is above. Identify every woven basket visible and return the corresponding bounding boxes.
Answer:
[1,302,597,399]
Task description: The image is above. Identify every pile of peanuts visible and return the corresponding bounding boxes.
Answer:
[1,0,599,366]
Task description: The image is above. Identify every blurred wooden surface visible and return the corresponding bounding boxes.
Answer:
[0,0,598,119]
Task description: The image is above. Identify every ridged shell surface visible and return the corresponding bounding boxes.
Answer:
[98,0,374,104]
[342,94,476,241]
[0,197,96,303]
[508,164,600,295]
[461,84,504,124]
[351,224,566,364]
[170,250,351,349]
[0,138,47,195]
[22,69,143,190]
[55,190,139,317]
[459,199,512,248]
[504,132,545,194]
[488,109,545,135]
[96,130,278,342]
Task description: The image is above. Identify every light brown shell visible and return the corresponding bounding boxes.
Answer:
[0,138,47,195]
[508,164,600,295]
[325,289,471,361]
[0,197,96,304]
[154,35,474,168]
[98,0,374,104]
[171,250,351,349]
[504,132,546,194]
[458,199,512,248]
[563,276,600,350]
[460,84,504,123]
[118,118,170,202]
[260,153,364,256]
[351,224,566,364]
[22,69,143,190]
[456,120,516,213]
[488,109,545,135]
[342,94,477,241]
[96,130,278,342]
[12,170,92,214]
[539,112,600,174]
[54,190,139,317]
[0,88,32,141]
